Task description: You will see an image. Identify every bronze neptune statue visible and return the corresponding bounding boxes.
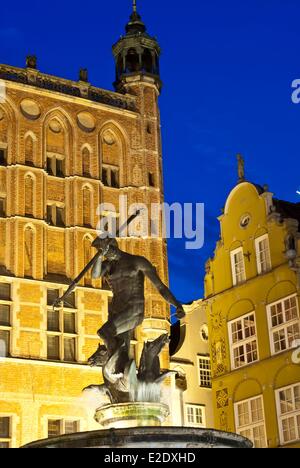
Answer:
[54,213,185,405]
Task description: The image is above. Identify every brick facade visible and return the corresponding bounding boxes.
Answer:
[0,63,170,447]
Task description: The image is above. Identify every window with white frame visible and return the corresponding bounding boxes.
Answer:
[255,234,271,274]
[229,313,258,369]
[0,417,11,448]
[276,383,300,445]
[230,247,246,286]
[47,288,77,362]
[235,396,267,448]
[0,283,11,359]
[198,356,212,388]
[48,419,80,438]
[267,295,300,355]
[185,404,206,428]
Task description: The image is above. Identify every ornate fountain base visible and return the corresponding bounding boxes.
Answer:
[95,402,170,429]
[23,401,252,449]
[22,426,252,449]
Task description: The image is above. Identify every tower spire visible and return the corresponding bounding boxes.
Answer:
[237,154,245,183]
[112,1,162,92]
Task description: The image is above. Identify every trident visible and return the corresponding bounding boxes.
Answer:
[53,210,142,309]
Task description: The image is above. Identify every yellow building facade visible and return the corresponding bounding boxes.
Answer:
[169,300,214,429]
[0,7,171,448]
[204,178,300,448]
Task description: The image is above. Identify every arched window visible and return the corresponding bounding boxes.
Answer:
[0,107,8,166]
[25,134,35,166]
[83,187,92,228]
[126,48,140,73]
[83,237,93,286]
[116,55,124,79]
[24,227,34,278]
[47,119,65,153]
[25,175,34,217]
[142,49,153,73]
[82,147,91,177]
[155,53,160,74]
[46,118,66,177]
[101,129,123,188]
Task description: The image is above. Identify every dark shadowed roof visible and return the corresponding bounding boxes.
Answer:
[273,199,300,231]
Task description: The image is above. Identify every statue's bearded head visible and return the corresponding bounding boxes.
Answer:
[92,237,119,257]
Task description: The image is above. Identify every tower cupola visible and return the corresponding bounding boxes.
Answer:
[112,1,161,92]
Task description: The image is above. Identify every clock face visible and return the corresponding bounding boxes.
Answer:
[200,324,209,342]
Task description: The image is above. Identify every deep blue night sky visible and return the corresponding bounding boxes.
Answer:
[1,0,300,304]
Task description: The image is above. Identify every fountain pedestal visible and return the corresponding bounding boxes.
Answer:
[95,402,170,429]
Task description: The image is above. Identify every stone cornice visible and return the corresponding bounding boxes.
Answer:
[0,63,137,114]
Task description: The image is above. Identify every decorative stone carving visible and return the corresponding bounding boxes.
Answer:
[20,99,41,120]
[211,336,227,377]
[211,310,223,330]
[216,388,229,408]
[103,130,115,145]
[49,119,62,133]
[219,410,229,432]
[26,55,37,69]
[79,68,88,83]
[77,112,96,133]
[152,301,164,318]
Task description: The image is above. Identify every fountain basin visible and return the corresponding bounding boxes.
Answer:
[22,426,253,448]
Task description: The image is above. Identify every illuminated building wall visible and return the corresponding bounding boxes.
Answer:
[203,180,300,448]
[0,7,170,445]
[169,300,214,429]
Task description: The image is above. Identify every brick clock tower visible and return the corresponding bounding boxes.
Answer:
[0,3,170,447]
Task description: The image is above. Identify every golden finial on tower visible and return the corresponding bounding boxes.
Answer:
[133,0,137,13]
[237,153,245,182]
